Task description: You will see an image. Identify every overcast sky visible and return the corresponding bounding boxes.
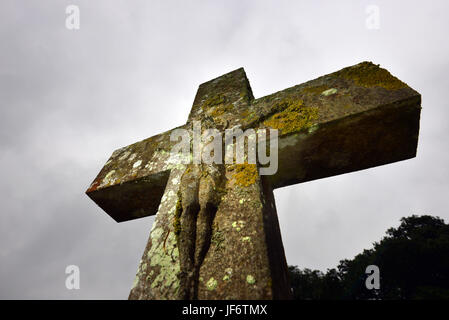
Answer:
[1,0,448,299]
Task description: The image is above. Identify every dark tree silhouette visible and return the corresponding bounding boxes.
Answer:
[289,266,342,299]
[289,215,449,299]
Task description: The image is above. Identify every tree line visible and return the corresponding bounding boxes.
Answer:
[289,215,449,299]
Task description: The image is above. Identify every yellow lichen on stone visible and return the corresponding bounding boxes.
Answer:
[239,83,252,102]
[232,220,245,232]
[173,195,182,242]
[208,103,234,118]
[263,98,319,135]
[202,94,226,110]
[335,61,407,90]
[229,164,258,187]
[302,85,329,95]
[246,274,256,285]
[211,224,225,250]
[206,277,218,291]
[241,109,259,124]
[321,88,338,96]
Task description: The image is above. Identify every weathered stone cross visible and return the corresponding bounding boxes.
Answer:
[86,62,421,300]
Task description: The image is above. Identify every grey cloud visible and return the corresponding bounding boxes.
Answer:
[0,0,448,298]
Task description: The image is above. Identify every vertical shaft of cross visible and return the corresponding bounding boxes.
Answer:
[128,68,292,299]
[128,166,183,299]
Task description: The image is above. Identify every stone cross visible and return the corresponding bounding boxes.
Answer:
[86,62,421,300]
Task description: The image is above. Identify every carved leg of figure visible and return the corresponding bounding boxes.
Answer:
[178,165,201,300]
[193,164,224,298]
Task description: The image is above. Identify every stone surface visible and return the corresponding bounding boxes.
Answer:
[86,62,421,300]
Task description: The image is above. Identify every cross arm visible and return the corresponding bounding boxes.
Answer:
[249,62,421,189]
[86,67,255,223]
[85,124,189,222]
